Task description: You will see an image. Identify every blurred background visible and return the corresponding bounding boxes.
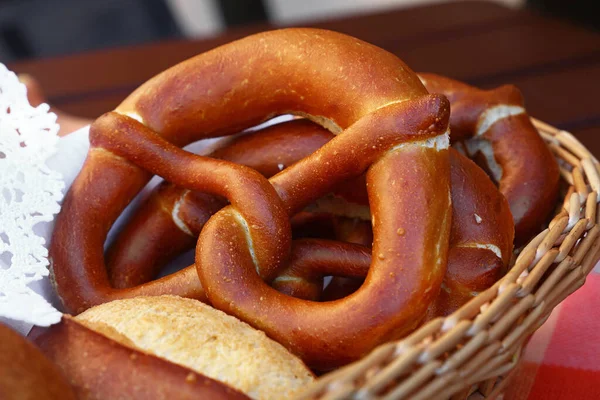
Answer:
[0,0,597,63]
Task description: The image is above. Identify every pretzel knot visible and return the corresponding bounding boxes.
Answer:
[50,28,455,369]
[105,119,513,314]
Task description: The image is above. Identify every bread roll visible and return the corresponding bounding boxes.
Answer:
[75,295,314,400]
[30,317,248,400]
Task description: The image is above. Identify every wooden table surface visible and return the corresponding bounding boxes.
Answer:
[8,1,600,155]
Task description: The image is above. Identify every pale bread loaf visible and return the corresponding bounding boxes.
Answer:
[74,295,313,400]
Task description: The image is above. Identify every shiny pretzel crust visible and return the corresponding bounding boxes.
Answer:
[50,28,452,370]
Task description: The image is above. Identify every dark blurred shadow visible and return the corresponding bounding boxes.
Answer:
[0,0,182,62]
[218,0,268,27]
[527,0,599,31]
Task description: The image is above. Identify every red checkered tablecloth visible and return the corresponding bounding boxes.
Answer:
[504,263,600,399]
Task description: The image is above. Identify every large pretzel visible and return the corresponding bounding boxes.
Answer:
[418,73,560,245]
[50,28,452,369]
[107,121,512,312]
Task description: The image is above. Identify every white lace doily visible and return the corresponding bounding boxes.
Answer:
[0,63,64,327]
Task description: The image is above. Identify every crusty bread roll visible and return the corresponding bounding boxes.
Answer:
[31,316,248,400]
[74,295,314,400]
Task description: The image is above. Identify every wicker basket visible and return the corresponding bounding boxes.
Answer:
[299,119,600,400]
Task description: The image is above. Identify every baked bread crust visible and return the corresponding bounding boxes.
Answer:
[75,296,315,400]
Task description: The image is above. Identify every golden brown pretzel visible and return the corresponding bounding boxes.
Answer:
[106,122,511,312]
[288,147,514,314]
[418,73,560,245]
[430,148,514,316]
[106,119,332,289]
[105,121,372,301]
[50,28,453,369]
[280,148,514,315]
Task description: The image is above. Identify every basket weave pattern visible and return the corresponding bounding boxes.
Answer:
[300,119,600,400]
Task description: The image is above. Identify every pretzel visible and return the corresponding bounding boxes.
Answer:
[314,149,514,314]
[103,123,511,346]
[49,28,453,369]
[418,73,560,245]
[105,121,373,301]
[431,148,514,316]
[106,119,333,289]
[109,120,511,313]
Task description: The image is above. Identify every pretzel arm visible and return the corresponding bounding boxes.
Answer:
[106,184,225,288]
[271,239,371,300]
[305,150,514,315]
[107,120,332,288]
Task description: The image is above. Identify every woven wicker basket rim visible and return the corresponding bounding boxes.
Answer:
[299,118,600,400]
